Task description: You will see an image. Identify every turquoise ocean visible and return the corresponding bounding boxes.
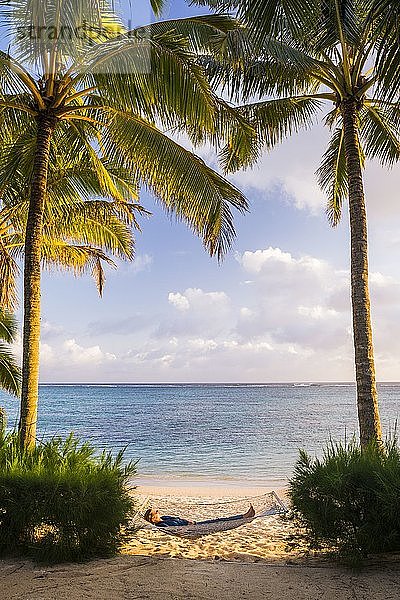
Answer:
[1,383,399,484]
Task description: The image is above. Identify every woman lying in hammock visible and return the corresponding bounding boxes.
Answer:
[143,504,255,527]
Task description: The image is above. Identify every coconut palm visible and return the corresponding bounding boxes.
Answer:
[0,153,143,312]
[0,152,146,443]
[0,202,139,313]
[0,310,21,399]
[0,0,254,448]
[0,158,140,428]
[196,0,400,445]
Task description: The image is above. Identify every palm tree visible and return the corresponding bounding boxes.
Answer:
[196,0,400,445]
[0,0,253,449]
[0,161,140,433]
[0,311,21,401]
[0,203,138,312]
[0,154,143,312]
[0,155,145,443]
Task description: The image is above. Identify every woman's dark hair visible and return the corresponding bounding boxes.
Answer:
[143,508,153,522]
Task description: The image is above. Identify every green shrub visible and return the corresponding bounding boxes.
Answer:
[0,432,136,562]
[288,439,400,564]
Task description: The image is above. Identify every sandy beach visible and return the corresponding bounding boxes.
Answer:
[2,555,400,600]
[2,480,400,599]
[124,480,294,562]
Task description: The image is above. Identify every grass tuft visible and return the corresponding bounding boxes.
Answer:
[0,431,137,562]
[288,437,400,565]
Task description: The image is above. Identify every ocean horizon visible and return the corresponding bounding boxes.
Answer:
[1,383,399,485]
[37,381,400,385]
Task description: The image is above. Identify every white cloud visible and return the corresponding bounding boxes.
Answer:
[159,354,174,366]
[239,246,328,279]
[297,305,339,320]
[108,253,153,284]
[187,338,218,352]
[40,342,54,364]
[62,339,116,365]
[159,287,232,339]
[36,245,400,383]
[238,247,293,273]
[235,246,351,353]
[168,288,230,312]
[282,172,323,212]
[168,292,190,311]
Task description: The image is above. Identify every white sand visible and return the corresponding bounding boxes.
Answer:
[123,482,296,562]
[3,556,400,600]
[3,480,400,599]
[133,477,287,498]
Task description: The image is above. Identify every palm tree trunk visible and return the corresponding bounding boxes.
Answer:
[341,99,382,447]
[19,113,56,450]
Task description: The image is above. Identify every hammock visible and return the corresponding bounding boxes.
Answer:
[134,491,287,540]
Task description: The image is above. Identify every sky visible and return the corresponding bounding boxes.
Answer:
[8,1,400,382]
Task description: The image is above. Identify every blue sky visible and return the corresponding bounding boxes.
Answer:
[8,1,400,382]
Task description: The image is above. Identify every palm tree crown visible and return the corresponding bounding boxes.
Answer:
[201,0,399,189]
[0,131,150,312]
[0,2,252,255]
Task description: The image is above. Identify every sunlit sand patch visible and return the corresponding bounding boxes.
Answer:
[123,492,302,563]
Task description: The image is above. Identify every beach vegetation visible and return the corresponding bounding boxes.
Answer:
[0,0,255,449]
[289,438,400,565]
[195,0,400,446]
[0,431,136,562]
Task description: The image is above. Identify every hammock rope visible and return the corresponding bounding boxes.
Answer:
[133,491,287,540]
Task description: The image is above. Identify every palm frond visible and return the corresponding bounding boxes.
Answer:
[3,0,123,69]
[179,96,258,172]
[0,118,37,206]
[0,135,139,304]
[0,51,42,100]
[0,247,18,312]
[42,201,136,260]
[0,310,19,344]
[0,310,20,397]
[74,30,219,134]
[0,344,21,397]
[311,0,362,52]
[134,14,243,56]
[91,255,106,296]
[150,0,166,16]
[216,101,260,172]
[372,0,400,101]
[201,53,318,103]
[360,102,400,167]
[316,126,348,226]
[233,96,323,153]
[103,110,248,259]
[66,121,138,204]
[195,0,320,48]
[41,239,115,272]
[0,215,19,312]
